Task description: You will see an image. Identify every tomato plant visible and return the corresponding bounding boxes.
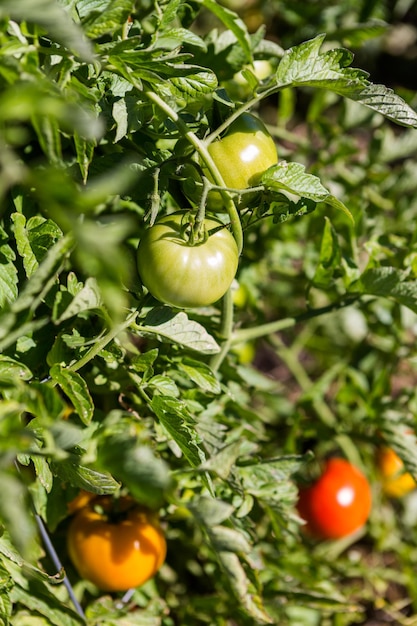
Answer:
[67,497,166,592]
[297,458,372,540]
[137,211,239,308]
[377,447,417,498]
[1,0,417,624]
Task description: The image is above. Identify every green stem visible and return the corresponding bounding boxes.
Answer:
[209,288,235,372]
[68,310,138,374]
[231,297,360,345]
[144,90,244,254]
[205,85,281,145]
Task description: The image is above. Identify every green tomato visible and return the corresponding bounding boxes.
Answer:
[137,211,239,308]
[223,60,274,100]
[206,113,277,210]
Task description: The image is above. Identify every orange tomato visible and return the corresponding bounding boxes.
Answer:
[377,447,416,498]
[67,490,97,515]
[67,497,166,591]
[297,458,372,540]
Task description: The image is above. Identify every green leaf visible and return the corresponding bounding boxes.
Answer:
[12,214,63,278]
[201,0,252,62]
[262,161,329,201]
[218,552,273,624]
[0,472,37,558]
[275,34,417,128]
[0,0,94,61]
[9,234,74,316]
[52,276,102,324]
[379,423,417,481]
[188,496,235,526]
[75,0,134,39]
[0,226,18,309]
[150,396,207,469]
[312,217,341,289]
[177,357,221,394]
[49,365,94,425]
[137,307,220,354]
[10,583,85,626]
[354,267,417,313]
[51,453,119,494]
[98,431,172,508]
[0,356,32,382]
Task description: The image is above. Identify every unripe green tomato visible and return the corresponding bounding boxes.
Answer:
[223,60,273,100]
[137,211,239,308]
[206,113,277,210]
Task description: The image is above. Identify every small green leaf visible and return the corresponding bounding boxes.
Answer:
[201,0,252,62]
[151,395,207,469]
[188,496,235,526]
[52,277,102,324]
[138,307,220,354]
[177,357,221,394]
[51,453,119,494]
[98,431,173,508]
[354,267,417,313]
[0,226,18,309]
[262,161,329,201]
[80,0,134,39]
[50,365,94,425]
[0,356,32,382]
[0,472,36,558]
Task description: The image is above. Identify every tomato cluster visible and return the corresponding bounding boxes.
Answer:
[137,113,277,309]
[67,495,166,592]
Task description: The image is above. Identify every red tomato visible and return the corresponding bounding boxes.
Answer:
[297,458,372,540]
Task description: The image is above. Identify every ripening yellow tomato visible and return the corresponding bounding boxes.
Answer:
[377,447,416,498]
[67,496,166,591]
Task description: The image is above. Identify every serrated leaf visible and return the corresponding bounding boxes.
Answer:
[10,584,85,626]
[51,453,119,494]
[52,277,102,323]
[201,0,252,62]
[262,161,329,201]
[188,496,235,526]
[210,525,252,554]
[0,226,18,309]
[275,34,417,128]
[12,214,63,279]
[50,365,94,425]
[218,552,273,624]
[150,395,207,469]
[147,374,179,397]
[238,455,306,502]
[354,267,417,313]
[177,358,221,394]
[0,0,94,61]
[10,234,74,315]
[138,307,220,354]
[80,0,134,39]
[380,423,417,481]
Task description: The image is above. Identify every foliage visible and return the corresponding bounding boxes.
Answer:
[1,0,417,624]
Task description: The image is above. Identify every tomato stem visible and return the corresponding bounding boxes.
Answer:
[209,287,234,372]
